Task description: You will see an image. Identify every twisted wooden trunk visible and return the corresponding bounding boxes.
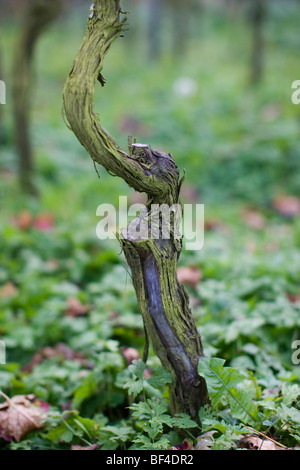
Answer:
[63,0,209,421]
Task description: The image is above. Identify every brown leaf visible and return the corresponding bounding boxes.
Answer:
[287,293,300,303]
[177,266,202,289]
[242,209,266,230]
[118,114,149,137]
[143,368,153,379]
[239,434,286,451]
[195,431,216,450]
[128,192,147,206]
[204,218,225,232]
[22,353,44,372]
[170,440,194,450]
[0,282,18,299]
[71,444,99,450]
[33,213,54,231]
[261,104,281,122]
[120,347,140,366]
[22,342,91,373]
[0,394,48,442]
[180,185,199,203]
[12,210,32,230]
[45,259,59,271]
[245,241,257,253]
[64,298,92,317]
[262,242,279,252]
[272,195,300,218]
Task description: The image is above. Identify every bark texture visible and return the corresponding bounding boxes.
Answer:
[12,0,61,195]
[148,0,162,60]
[63,0,209,421]
[250,0,265,84]
[0,45,5,144]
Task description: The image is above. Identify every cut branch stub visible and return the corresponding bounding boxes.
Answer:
[63,0,209,420]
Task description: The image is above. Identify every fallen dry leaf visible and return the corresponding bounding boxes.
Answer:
[245,241,257,253]
[0,394,48,442]
[120,347,140,366]
[71,444,99,450]
[242,209,266,230]
[143,368,153,379]
[180,185,199,203]
[33,213,54,231]
[262,242,280,252]
[195,431,216,450]
[204,218,226,232]
[287,293,300,303]
[45,259,59,271]
[272,195,300,218]
[239,434,286,451]
[189,296,201,309]
[0,282,18,299]
[128,192,147,206]
[64,297,92,317]
[170,440,194,450]
[118,114,149,137]
[260,103,281,122]
[177,266,202,289]
[12,210,32,230]
[22,342,92,373]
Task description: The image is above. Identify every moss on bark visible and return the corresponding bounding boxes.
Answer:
[63,0,209,421]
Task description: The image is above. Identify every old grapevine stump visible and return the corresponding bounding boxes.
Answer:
[63,0,209,421]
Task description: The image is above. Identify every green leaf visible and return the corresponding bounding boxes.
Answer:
[282,384,300,407]
[124,361,171,399]
[72,371,98,408]
[125,379,145,398]
[147,367,173,388]
[278,404,300,425]
[129,401,153,420]
[100,423,135,448]
[171,413,199,429]
[123,360,146,398]
[198,357,259,425]
[132,434,169,450]
[144,418,163,440]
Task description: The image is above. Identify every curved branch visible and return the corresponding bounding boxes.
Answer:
[63,0,179,205]
[63,0,209,420]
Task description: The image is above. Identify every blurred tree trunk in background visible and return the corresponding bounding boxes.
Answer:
[147,0,202,61]
[171,0,191,59]
[148,0,163,60]
[250,0,266,84]
[170,0,202,60]
[0,45,5,145]
[12,0,61,196]
[225,0,246,18]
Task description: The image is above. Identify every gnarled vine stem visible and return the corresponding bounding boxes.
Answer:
[63,0,209,421]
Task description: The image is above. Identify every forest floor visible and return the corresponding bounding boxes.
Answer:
[0,5,299,449]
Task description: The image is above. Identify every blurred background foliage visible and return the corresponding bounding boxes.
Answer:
[0,0,300,450]
[1,0,300,206]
